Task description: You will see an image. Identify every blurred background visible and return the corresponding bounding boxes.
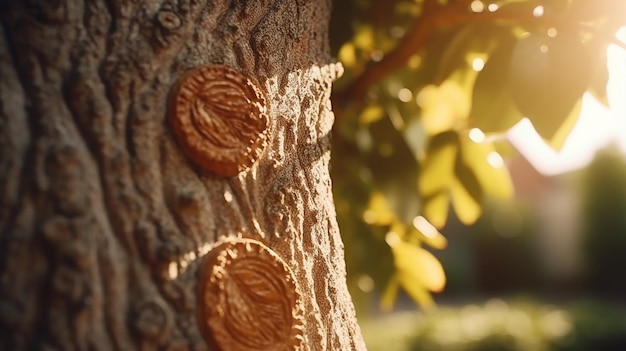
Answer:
[329,1,626,350]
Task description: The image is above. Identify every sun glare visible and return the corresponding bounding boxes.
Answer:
[507,27,626,175]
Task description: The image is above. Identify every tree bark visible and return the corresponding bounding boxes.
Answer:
[0,0,366,350]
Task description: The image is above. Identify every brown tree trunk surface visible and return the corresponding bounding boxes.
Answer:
[0,0,366,350]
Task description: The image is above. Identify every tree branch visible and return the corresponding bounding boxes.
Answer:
[335,1,476,104]
[335,1,601,105]
[336,11,438,104]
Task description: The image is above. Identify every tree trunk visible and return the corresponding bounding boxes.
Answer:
[0,0,366,350]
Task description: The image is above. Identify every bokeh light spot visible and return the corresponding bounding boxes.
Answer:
[371,50,384,62]
[398,88,413,102]
[469,128,486,143]
[357,274,375,292]
[547,27,558,38]
[471,0,484,13]
[487,151,504,168]
[385,231,401,247]
[472,57,485,71]
[413,215,438,238]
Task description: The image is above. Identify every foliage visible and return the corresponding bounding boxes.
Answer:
[360,299,626,351]
[330,0,626,309]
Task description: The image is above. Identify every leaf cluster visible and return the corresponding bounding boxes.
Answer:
[331,0,625,310]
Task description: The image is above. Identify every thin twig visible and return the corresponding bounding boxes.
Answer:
[336,1,472,104]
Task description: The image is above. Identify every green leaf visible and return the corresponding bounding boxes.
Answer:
[510,33,592,140]
[338,42,358,70]
[548,98,583,151]
[419,80,471,136]
[402,118,426,159]
[418,132,459,227]
[410,217,448,250]
[399,275,435,310]
[359,104,385,125]
[393,241,446,294]
[418,131,459,196]
[368,116,420,223]
[353,24,375,50]
[470,39,524,133]
[434,25,479,84]
[451,162,483,226]
[364,191,397,226]
[422,191,450,229]
[460,135,514,199]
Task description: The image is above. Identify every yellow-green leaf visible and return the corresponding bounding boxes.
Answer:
[359,104,385,125]
[510,33,592,140]
[392,242,446,293]
[418,131,459,196]
[398,274,435,310]
[548,98,582,151]
[451,176,482,226]
[338,42,357,69]
[470,39,524,133]
[389,221,407,240]
[353,25,375,50]
[420,231,448,250]
[460,134,514,199]
[422,191,450,229]
[363,191,396,226]
[418,81,470,136]
[418,131,459,228]
[411,216,448,250]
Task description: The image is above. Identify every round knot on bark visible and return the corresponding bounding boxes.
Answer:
[197,238,304,351]
[169,65,271,177]
[156,10,181,30]
[132,299,171,341]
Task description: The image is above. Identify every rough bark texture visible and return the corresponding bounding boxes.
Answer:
[0,0,366,350]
